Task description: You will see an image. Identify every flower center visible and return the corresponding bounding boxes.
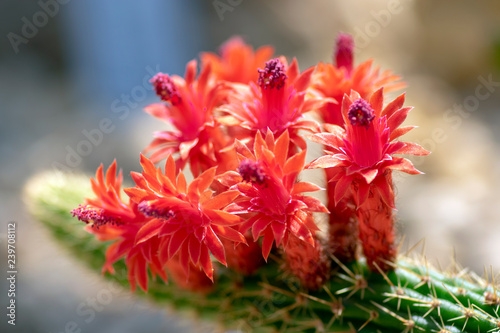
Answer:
[138,201,174,220]
[348,99,375,128]
[71,204,120,228]
[335,33,354,74]
[258,58,287,90]
[150,73,182,105]
[237,160,267,185]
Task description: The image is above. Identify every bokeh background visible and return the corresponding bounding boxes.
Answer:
[1,1,500,332]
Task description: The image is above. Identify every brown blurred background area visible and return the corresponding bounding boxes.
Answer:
[1,1,500,332]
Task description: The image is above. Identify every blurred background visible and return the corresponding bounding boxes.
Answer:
[1,0,500,332]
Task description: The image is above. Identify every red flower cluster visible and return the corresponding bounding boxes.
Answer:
[72,34,427,292]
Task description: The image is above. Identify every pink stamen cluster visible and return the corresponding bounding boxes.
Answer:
[150,73,182,105]
[71,204,120,228]
[348,99,375,127]
[258,58,287,89]
[137,202,174,220]
[237,159,267,185]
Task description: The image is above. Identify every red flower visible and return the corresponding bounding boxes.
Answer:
[307,89,429,270]
[312,33,405,127]
[124,154,246,281]
[219,58,326,150]
[308,89,428,206]
[145,60,231,176]
[201,36,274,84]
[219,130,328,260]
[71,161,166,292]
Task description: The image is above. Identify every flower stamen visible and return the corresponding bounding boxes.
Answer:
[348,99,375,127]
[150,73,182,105]
[258,58,287,90]
[71,204,120,228]
[237,159,267,185]
[137,201,174,220]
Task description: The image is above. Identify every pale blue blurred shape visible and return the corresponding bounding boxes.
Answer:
[59,0,206,104]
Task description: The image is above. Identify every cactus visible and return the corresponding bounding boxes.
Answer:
[24,35,500,332]
[25,171,500,332]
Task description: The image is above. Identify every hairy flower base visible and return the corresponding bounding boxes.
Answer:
[284,233,330,291]
[357,185,397,271]
[326,179,358,263]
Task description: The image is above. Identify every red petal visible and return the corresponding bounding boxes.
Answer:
[205,227,226,265]
[293,119,321,132]
[206,209,242,225]
[254,131,267,160]
[124,187,153,203]
[341,94,353,124]
[334,176,352,205]
[309,132,344,149]
[387,107,412,132]
[287,58,299,82]
[216,171,242,188]
[291,182,322,195]
[199,246,214,281]
[212,225,246,244]
[261,228,274,261]
[185,60,197,85]
[369,88,384,116]
[135,256,149,292]
[393,142,430,156]
[140,153,157,177]
[144,103,168,121]
[283,149,306,175]
[176,172,187,193]
[374,175,395,208]
[105,161,117,188]
[356,181,371,207]
[382,93,406,119]
[297,195,329,213]
[271,222,286,246]
[359,168,378,184]
[179,138,199,160]
[390,125,416,141]
[127,257,137,292]
[197,167,217,193]
[293,65,314,92]
[387,157,422,175]
[288,216,314,245]
[252,216,272,241]
[135,219,163,245]
[168,228,189,259]
[188,236,201,265]
[165,155,176,183]
[274,130,290,167]
[306,155,343,169]
[203,190,240,210]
